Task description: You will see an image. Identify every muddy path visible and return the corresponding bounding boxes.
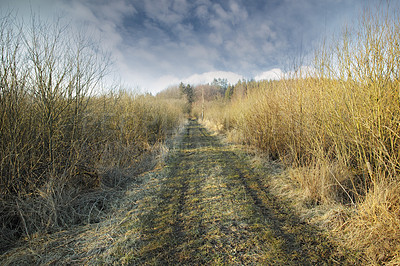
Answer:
[126,119,352,265]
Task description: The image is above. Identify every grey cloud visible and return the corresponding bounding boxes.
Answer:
[195,4,209,20]
[143,0,188,26]
[65,0,136,25]
[1,0,375,93]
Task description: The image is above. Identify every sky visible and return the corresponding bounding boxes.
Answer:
[1,0,378,94]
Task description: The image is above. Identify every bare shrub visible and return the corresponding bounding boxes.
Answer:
[202,3,400,263]
[0,13,185,252]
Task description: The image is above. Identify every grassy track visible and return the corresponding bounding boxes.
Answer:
[109,119,355,265]
[1,119,356,265]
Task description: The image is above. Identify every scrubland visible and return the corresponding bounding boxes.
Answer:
[2,3,400,265]
[199,6,400,265]
[0,14,185,252]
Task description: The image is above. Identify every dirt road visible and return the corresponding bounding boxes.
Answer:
[0,120,359,265]
[110,119,354,265]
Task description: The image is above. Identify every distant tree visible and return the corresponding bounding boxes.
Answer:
[180,82,194,104]
[225,84,235,100]
[233,79,248,98]
[179,82,194,114]
[211,78,228,95]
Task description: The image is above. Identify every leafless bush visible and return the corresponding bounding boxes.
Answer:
[203,3,400,264]
[0,13,185,252]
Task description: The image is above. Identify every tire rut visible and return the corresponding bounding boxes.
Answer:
[133,119,355,265]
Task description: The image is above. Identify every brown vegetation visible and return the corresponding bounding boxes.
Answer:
[200,4,400,264]
[0,14,185,252]
[2,2,400,264]
[94,120,357,265]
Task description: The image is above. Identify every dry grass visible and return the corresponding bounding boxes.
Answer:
[202,3,400,264]
[340,180,400,264]
[0,164,166,265]
[0,13,185,253]
[96,120,356,265]
[0,121,186,265]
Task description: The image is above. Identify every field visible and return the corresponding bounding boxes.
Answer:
[1,3,400,265]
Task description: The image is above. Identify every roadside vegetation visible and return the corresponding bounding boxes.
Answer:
[192,4,400,265]
[2,2,399,264]
[0,13,185,252]
[98,120,357,265]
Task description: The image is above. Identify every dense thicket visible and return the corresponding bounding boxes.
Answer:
[0,14,185,250]
[201,5,400,264]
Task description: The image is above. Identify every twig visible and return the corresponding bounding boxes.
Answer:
[329,169,356,208]
[15,199,30,240]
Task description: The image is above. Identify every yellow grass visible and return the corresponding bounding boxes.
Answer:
[202,3,400,264]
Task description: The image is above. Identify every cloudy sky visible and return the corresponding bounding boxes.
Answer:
[1,0,378,93]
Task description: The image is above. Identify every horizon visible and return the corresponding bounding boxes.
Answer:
[1,0,380,94]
